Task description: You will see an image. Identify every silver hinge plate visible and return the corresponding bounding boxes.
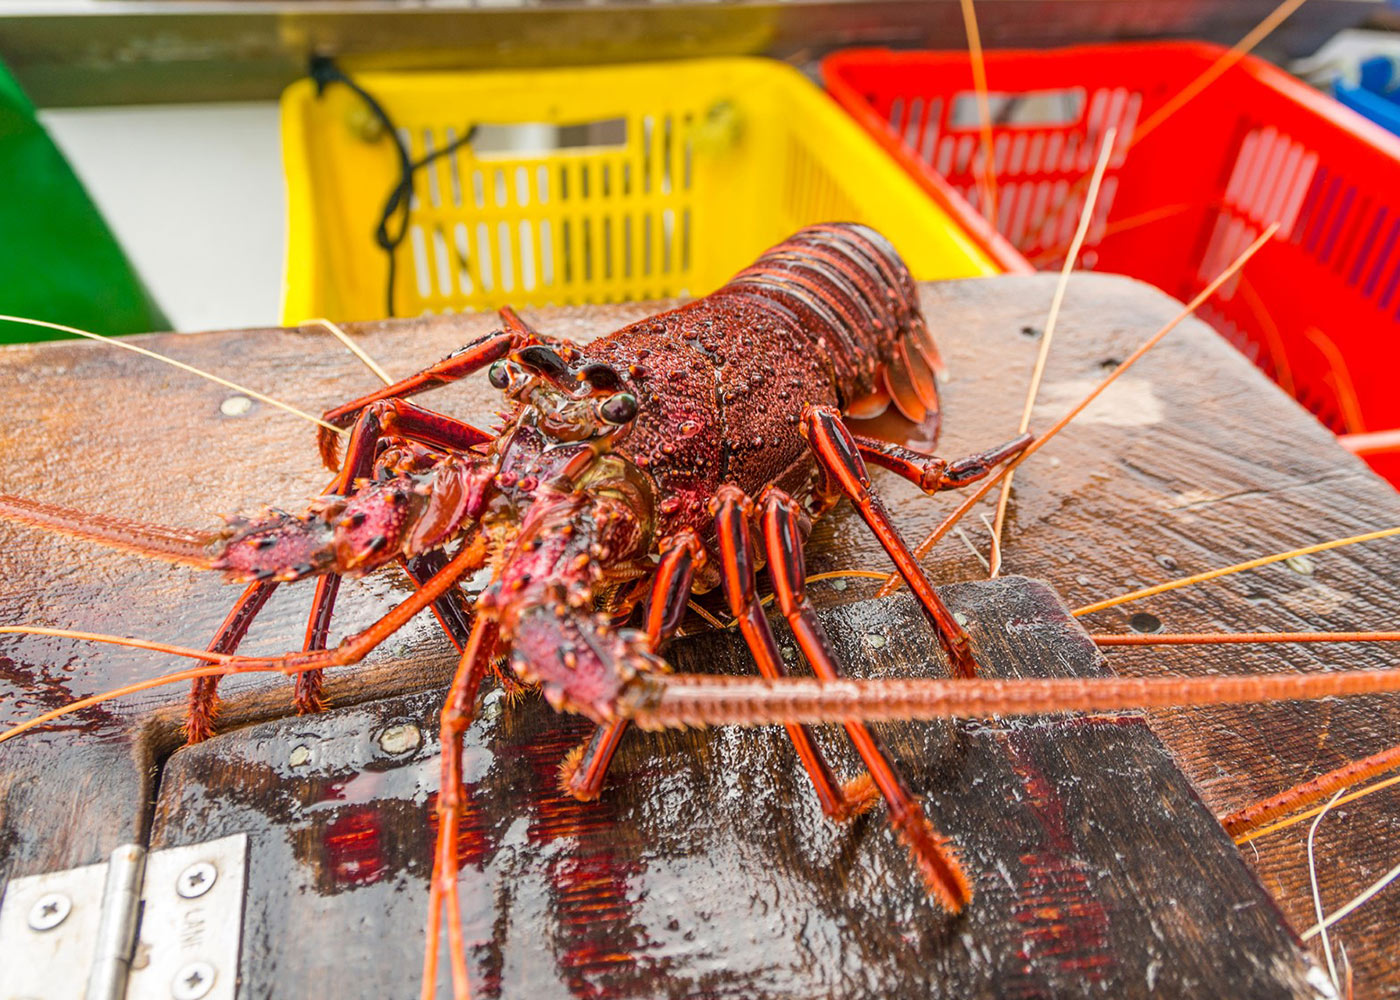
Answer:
[126,834,247,1000]
[0,834,246,1000]
[0,855,112,999]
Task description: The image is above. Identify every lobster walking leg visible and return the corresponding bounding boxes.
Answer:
[424,615,499,1000]
[852,431,1034,493]
[761,488,971,912]
[560,530,704,801]
[714,486,878,822]
[802,405,981,679]
[295,573,341,715]
[187,579,278,742]
[402,551,475,652]
[223,538,488,677]
[319,313,542,469]
[331,398,494,490]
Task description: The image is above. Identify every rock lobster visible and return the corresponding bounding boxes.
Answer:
[0,223,1037,994]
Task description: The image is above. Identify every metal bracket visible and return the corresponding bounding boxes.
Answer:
[0,834,246,1000]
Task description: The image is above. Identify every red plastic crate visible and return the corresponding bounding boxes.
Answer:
[824,42,1400,485]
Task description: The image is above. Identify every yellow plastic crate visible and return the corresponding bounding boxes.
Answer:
[280,59,999,323]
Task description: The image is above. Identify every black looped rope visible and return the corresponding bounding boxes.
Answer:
[310,57,477,318]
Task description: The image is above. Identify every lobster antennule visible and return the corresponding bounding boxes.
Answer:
[0,493,216,568]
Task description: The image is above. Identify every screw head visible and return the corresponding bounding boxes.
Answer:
[177,861,217,899]
[28,892,71,931]
[377,723,422,756]
[171,961,216,1000]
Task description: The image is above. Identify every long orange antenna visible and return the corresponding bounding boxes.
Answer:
[1093,630,1400,647]
[1023,0,1311,257]
[1132,0,1312,149]
[878,222,1280,597]
[1072,525,1400,616]
[300,317,395,386]
[1227,746,1400,839]
[0,494,216,568]
[958,0,998,227]
[626,666,1400,730]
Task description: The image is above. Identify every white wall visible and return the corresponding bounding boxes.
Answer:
[39,102,285,332]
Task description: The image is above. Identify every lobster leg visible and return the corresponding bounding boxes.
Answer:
[714,485,879,822]
[295,574,341,716]
[761,487,971,913]
[402,551,475,652]
[219,537,489,679]
[559,530,704,802]
[331,398,494,490]
[187,579,279,743]
[851,431,1034,493]
[424,615,499,1000]
[318,317,541,469]
[802,404,980,679]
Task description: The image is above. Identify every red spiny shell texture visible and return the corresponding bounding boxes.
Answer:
[579,223,935,539]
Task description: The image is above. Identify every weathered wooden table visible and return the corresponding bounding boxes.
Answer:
[2,274,1397,998]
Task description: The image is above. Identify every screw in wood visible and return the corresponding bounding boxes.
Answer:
[177,861,217,899]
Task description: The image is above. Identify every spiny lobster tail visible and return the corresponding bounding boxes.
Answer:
[0,493,216,568]
[213,454,493,582]
[722,223,943,425]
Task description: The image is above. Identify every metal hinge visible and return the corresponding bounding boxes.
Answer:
[0,834,246,1000]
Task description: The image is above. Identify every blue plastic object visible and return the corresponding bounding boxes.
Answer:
[1333,55,1400,137]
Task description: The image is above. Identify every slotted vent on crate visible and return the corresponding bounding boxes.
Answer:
[397,113,698,312]
[884,85,1141,262]
[1199,123,1400,434]
[781,138,861,229]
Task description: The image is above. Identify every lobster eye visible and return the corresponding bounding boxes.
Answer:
[488,360,511,390]
[598,392,638,425]
[515,345,571,380]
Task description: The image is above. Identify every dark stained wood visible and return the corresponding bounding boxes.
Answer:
[149,580,1325,999]
[1,274,1398,993]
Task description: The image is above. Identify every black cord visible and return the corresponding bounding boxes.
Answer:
[310,57,477,318]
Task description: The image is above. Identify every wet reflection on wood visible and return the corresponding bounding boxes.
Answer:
[149,582,1319,998]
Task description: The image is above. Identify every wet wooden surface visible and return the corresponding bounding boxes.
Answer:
[151,581,1323,999]
[1,273,1398,994]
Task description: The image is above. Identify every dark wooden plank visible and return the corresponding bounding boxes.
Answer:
[1,274,1398,991]
[149,579,1327,999]
[0,738,150,882]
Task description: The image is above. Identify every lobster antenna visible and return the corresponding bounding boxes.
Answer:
[988,127,1116,578]
[626,667,1400,730]
[1133,0,1311,148]
[0,314,346,435]
[0,494,217,567]
[1073,525,1400,616]
[1229,751,1400,841]
[1305,859,1400,946]
[300,317,395,386]
[957,0,998,227]
[7,624,1400,743]
[879,222,1280,597]
[1093,630,1400,647]
[1306,790,1346,989]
